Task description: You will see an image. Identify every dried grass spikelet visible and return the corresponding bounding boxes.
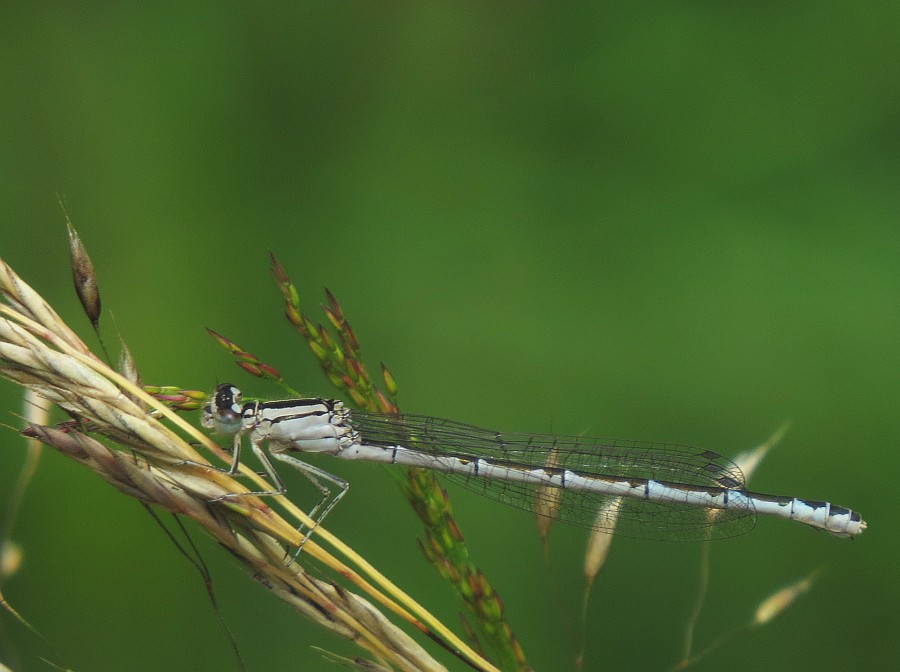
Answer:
[534,446,562,544]
[753,570,821,626]
[0,257,486,672]
[64,213,101,329]
[584,496,623,585]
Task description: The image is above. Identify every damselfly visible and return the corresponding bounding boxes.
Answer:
[202,384,866,542]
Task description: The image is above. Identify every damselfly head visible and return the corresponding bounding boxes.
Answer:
[201,383,245,435]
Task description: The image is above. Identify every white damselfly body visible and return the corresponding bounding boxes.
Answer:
[202,384,866,542]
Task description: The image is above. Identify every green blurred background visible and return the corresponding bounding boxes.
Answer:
[0,4,897,671]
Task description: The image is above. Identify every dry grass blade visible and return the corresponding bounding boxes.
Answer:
[0,258,451,672]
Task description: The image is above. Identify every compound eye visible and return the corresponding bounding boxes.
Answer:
[213,383,243,412]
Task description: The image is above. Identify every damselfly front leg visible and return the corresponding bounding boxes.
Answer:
[201,384,284,498]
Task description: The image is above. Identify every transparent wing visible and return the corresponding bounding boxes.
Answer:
[350,412,756,541]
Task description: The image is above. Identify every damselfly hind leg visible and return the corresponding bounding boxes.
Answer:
[268,451,350,559]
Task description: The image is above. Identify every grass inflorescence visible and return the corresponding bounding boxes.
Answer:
[0,244,479,672]
[263,253,529,671]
